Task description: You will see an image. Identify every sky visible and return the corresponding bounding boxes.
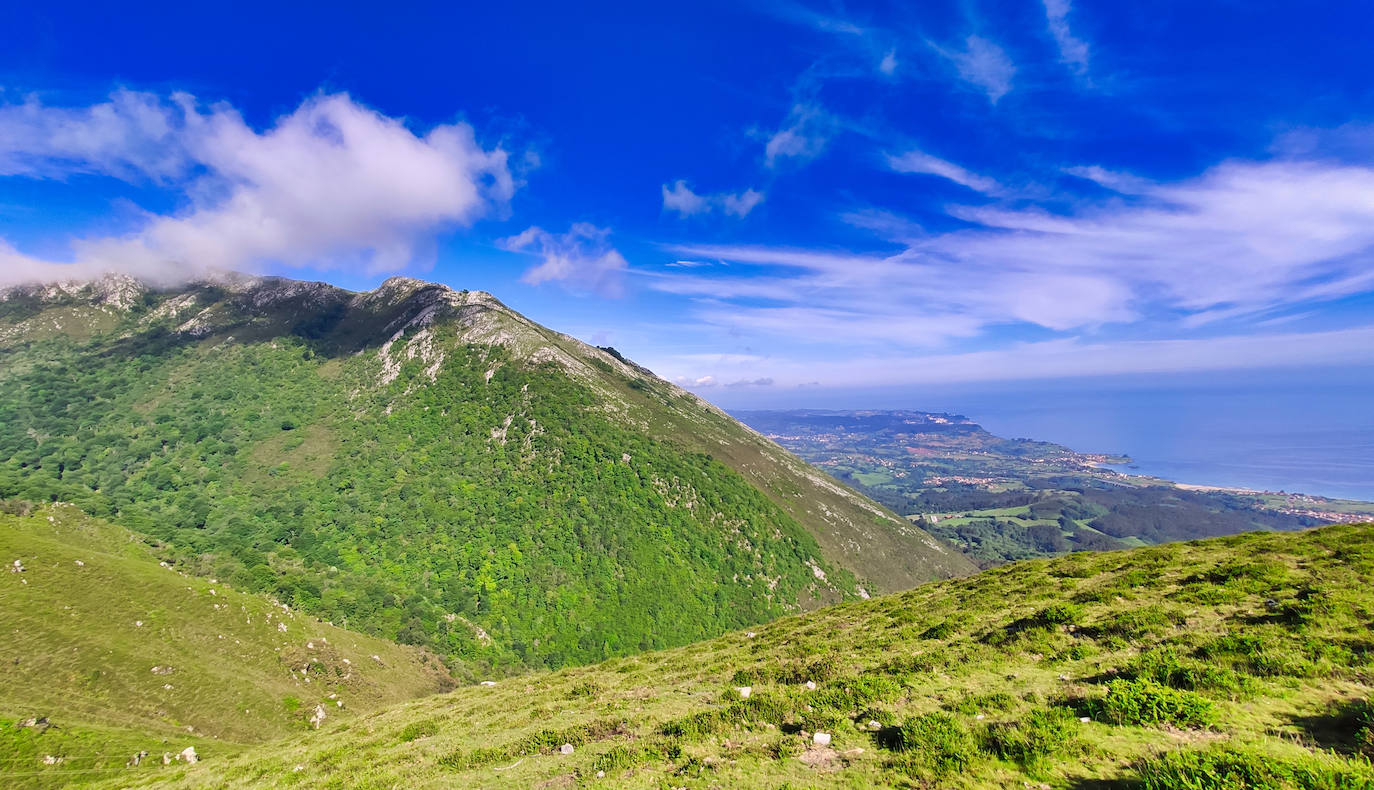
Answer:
[3,0,1374,405]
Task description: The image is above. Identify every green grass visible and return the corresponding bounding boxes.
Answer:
[71,521,1374,790]
[0,504,453,787]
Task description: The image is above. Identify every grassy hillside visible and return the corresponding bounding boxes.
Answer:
[0,275,971,672]
[0,503,453,787]
[89,522,1374,789]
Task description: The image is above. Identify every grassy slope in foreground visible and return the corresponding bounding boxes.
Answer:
[0,503,452,787]
[106,523,1374,789]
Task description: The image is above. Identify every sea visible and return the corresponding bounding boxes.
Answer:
[910,373,1374,502]
[718,368,1374,502]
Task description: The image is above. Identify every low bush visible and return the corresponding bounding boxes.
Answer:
[1099,678,1217,728]
[397,718,440,743]
[1130,647,1252,695]
[887,712,980,775]
[1137,744,1374,790]
[985,707,1079,766]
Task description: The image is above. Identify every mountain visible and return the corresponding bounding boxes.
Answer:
[0,502,452,787]
[88,522,1374,789]
[736,409,1374,566]
[0,274,972,672]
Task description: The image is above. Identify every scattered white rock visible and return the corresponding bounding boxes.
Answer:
[307,641,315,649]
[342,658,350,665]
[209,589,216,596]
[135,621,143,627]
[294,764,304,772]
[278,622,288,633]
[163,684,173,690]
[804,681,817,690]
[1058,674,1070,681]
[867,720,882,731]
[1079,716,1091,723]
[736,686,752,699]
[42,755,59,765]
[975,714,985,720]
[309,704,327,729]
[10,560,23,573]
[74,560,84,567]
[746,632,757,638]
[336,700,343,708]
[178,746,198,764]
[127,750,148,767]
[479,680,497,687]
[596,770,606,778]
[162,753,172,765]
[371,655,382,662]
[813,732,831,746]
[559,743,575,755]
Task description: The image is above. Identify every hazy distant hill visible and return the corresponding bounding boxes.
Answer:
[0,275,971,672]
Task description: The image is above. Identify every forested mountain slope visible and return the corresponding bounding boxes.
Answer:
[0,274,971,672]
[0,502,451,787]
[95,523,1374,789]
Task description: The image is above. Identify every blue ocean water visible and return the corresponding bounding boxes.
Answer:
[718,368,1374,502]
[910,374,1374,502]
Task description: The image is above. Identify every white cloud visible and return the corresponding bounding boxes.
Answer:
[722,189,765,217]
[661,180,710,216]
[662,181,765,218]
[945,36,1016,103]
[764,104,834,167]
[887,149,1003,194]
[653,326,1374,390]
[652,154,1374,354]
[0,91,514,286]
[879,50,898,75]
[1042,0,1090,77]
[500,222,628,297]
[1063,165,1150,194]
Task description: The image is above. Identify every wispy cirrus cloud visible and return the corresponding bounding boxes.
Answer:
[886,149,1003,194]
[647,152,1374,370]
[763,103,837,168]
[0,90,515,286]
[651,325,1374,390]
[940,35,1017,103]
[662,180,765,218]
[1042,0,1090,78]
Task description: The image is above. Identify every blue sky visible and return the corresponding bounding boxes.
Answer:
[3,1,1374,405]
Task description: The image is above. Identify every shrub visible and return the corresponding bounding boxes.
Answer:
[922,619,958,639]
[1037,603,1084,627]
[1089,605,1186,641]
[1137,744,1374,790]
[951,691,1017,715]
[888,712,980,775]
[985,707,1079,766]
[1099,679,1217,728]
[1130,647,1251,694]
[398,718,441,742]
[568,679,603,698]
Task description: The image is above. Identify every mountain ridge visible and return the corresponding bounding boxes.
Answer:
[0,272,971,674]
